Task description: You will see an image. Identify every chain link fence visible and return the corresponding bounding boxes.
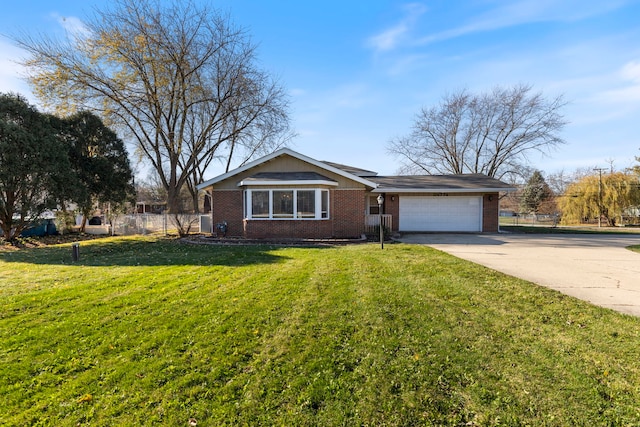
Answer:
[115,213,203,235]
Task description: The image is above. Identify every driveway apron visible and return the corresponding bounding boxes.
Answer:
[397,233,640,317]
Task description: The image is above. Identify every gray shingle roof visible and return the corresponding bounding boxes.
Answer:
[241,172,337,183]
[369,173,514,192]
[320,161,378,177]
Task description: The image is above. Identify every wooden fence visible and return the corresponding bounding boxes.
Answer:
[365,214,393,234]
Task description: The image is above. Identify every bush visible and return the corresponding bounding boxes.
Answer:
[55,210,76,235]
[367,225,391,241]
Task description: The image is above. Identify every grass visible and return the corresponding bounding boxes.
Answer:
[2,236,640,426]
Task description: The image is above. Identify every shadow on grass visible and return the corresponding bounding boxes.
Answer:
[0,237,301,267]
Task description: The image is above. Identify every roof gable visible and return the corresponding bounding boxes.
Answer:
[196,148,378,190]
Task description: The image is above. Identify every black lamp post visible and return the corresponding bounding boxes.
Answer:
[377,194,384,249]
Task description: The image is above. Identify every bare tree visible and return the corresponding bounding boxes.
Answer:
[13,0,292,225]
[546,170,572,196]
[388,84,567,179]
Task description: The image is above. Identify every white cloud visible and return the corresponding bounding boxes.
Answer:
[367,2,427,52]
[586,60,640,106]
[621,60,640,83]
[597,84,640,105]
[51,13,90,39]
[415,0,633,46]
[0,39,34,100]
[368,24,409,52]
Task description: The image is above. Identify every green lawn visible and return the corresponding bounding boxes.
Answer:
[2,236,640,426]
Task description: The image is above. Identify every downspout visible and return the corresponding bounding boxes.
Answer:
[207,189,214,235]
[331,189,335,238]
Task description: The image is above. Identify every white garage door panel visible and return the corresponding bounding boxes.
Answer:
[399,196,482,232]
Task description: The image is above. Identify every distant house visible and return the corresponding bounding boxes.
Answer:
[196,148,515,239]
[136,201,167,214]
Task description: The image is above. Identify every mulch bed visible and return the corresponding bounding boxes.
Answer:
[180,234,369,247]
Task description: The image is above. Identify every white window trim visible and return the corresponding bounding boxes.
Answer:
[245,189,330,220]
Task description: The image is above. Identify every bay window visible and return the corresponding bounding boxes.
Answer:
[245,189,329,220]
[273,190,294,218]
[297,190,315,218]
[251,191,270,218]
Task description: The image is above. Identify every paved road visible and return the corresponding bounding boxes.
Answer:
[397,233,640,317]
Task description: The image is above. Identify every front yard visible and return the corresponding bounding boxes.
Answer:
[1,236,639,426]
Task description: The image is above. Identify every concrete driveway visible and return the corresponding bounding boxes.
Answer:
[397,233,640,317]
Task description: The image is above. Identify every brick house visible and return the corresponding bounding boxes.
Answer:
[196,148,514,238]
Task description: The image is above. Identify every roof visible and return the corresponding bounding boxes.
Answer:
[369,174,515,193]
[196,148,515,193]
[320,161,378,177]
[238,172,338,187]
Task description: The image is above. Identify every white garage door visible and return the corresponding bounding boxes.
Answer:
[399,196,482,232]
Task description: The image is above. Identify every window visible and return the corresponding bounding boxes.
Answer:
[368,196,380,214]
[297,190,315,218]
[273,190,294,218]
[321,190,329,219]
[245,189,329,220]
[251,191,270,218]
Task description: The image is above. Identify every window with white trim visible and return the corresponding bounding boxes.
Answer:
[251,190,270,218]
[245,189,330,220]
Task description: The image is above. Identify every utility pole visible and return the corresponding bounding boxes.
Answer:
[594,168,605,228]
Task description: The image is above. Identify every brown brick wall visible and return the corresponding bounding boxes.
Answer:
[211,190,244,237]
[331,189,366,238]
[243,219,334,239]
[482,193,499,232]
[210,188,366,239]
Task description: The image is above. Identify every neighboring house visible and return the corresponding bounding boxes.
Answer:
[136,201,167,214]
[196,148,515,239]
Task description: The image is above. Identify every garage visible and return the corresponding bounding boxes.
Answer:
[399,196,482,232]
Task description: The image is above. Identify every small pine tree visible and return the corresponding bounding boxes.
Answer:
[520,170,552,216]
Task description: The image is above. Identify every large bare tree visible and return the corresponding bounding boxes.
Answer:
[14,0,291,219]
[388,84,567,179]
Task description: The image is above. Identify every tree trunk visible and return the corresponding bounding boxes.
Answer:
[166,188,182,214]
[190,185,199,214]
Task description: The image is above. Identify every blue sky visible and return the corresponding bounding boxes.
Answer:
[1,0,640,179]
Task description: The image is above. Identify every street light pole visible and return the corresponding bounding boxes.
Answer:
[594,168,605,228]
[377,194,384,249]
